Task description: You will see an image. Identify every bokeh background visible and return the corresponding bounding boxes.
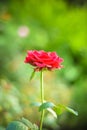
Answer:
[0,0,87,130]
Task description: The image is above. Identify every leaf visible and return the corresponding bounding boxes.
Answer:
[21,118,38,130]
[32,124,39,130]
[6,121,28,130]
[39,102,55,111]
[53,104,65,115]
[21,118,39,130]
[65,106,78,116]
[30,70,35,81]
[6,119,39,130]
[21,117,33,128]
[30,102,41,107]
[47,108,57,118]
[53,104,78,116]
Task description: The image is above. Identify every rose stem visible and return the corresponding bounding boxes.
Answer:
[40,70,44,130]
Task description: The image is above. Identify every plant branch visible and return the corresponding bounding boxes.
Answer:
[40,70,44,130]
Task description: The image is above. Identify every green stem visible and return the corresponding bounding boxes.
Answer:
[40,70,44,130]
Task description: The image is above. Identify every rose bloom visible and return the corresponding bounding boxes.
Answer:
[24,50,64,71]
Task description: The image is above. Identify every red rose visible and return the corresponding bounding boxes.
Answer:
[24,50,64,71]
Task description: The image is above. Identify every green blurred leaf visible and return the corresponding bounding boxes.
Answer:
[6,118,39,130]
[6,121,28,130]
[32,124,39,130]
[30,102,41,107]
[53,104,78,116]
[53,104,65,115]
[21,118,39,130]
[21,117,33,128]
[30,70,35,81]
[39,102,55,111]
[65,106,78,116]
[47,108,57,118]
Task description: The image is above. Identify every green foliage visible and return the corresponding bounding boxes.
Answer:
[53,104,78,116]
[39,102,78,116]
[30,70,36,81]
[21,118,38,130]
[6,121,28,130]
[21,118,33,128]
[39,102,55,112]
[0,0,87,129]
[65,106,78,116]
[31,101,78,117]
[53,104,65,115]
[6,118,38,130]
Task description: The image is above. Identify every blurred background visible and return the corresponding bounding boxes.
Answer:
[0,0,87,130]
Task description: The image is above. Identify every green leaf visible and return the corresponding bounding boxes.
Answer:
[21,117,33,128]
[32,124,39,130]
[6,118,39,130]
[30,70,35,81]
[6,121,28,130]
[65,106,78,116]
[39,102,55,111]
[53,104,65,115]
[47,108,57,118]
[30,102,41,107]
[53,104,78,116]
[21,118,39,130]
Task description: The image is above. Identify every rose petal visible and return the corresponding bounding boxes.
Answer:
[24,50,64,71]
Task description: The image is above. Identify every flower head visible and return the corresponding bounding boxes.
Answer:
[24,50,64,71]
